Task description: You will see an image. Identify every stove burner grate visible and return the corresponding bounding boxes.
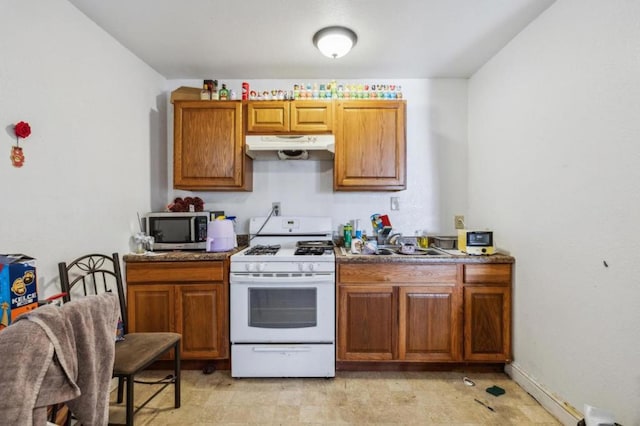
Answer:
[244,244,281,256]
[294,246,333,256]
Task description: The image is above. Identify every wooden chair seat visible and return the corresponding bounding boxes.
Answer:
[114,332,181,375]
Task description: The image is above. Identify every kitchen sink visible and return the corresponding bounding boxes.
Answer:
[341,246,451,256]
[395,248,450,256]
[375,247,397,255]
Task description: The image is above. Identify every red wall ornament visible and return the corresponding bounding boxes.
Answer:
[11,121,31,167]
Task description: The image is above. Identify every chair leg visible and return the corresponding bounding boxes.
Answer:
[174,341,181,408]
[117,377,124,403]
[126,374,134,426]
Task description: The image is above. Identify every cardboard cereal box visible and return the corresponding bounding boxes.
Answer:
[0,254,38,330]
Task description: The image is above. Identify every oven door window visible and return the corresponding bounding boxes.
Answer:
[249,287,317,328]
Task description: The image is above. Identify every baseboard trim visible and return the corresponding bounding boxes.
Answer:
[505,363,582,426]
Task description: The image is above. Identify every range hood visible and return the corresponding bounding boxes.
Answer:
[245,135,335,160]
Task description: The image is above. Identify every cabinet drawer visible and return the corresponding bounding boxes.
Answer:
[126,261,224,283]
[339,263,457,284]
[290,101,333,132]
[463,264,511,284]
[246,102,289,132]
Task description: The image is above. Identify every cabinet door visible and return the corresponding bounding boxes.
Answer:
[338,285,396,361]
[463,286,511,362]
[290,101,333,132]
[399,286,462,362]
[334,100,406,191]
[246,101,289,132]
[174,101,251,191]
[176,283,228,359]
[127,284,174,334]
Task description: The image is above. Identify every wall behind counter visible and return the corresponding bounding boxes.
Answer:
[163,79,468,237]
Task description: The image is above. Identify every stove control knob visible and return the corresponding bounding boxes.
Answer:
[308,263,316,271]
[257,263,266,272]
[298,263,305,272]
[245,263,252,272]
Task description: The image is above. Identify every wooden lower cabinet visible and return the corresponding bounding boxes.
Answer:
[126,260,229,360]
[337,261,512,366]
[338,285,395,361]
[176,284,227,359]
[337,263,461,362]
[399,286,462,362]
[463,264,512,362]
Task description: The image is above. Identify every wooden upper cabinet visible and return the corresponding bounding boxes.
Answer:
[246,100,333,133]
[291,101,333,132]
[334,100,406,191]
[246,101,289,133]
[173,101,252,191]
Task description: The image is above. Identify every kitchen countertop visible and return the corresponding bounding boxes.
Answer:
[123,234,250,262]
[334,247,515,264]
[123,247,244,262]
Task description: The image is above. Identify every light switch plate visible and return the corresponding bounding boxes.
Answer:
[390,197,400,211]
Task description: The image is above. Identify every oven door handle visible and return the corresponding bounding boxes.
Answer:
[229,274,334,285]
[252,346,312,353]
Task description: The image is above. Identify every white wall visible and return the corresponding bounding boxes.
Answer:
[165,79,468,237]
[0,0,166,297]
[468,0,640,423]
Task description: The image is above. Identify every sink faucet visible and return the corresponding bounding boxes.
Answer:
[385,233,402,245]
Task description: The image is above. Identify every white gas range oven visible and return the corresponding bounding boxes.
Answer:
[229,216,335,378]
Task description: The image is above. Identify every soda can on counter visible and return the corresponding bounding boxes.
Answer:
[242,82,249,100]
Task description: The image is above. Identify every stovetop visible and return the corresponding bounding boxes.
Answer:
[240,240,334,257]
[230,216,336,272]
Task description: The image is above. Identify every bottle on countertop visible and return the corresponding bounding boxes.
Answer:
[210,80,219,100]
[200,83,210,100]
[343,223,353,248]
[354,219,362,239]
[219,84,229,100]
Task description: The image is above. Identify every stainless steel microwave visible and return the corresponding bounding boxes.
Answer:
[144,212,209,250]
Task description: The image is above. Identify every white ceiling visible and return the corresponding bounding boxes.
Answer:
[67,0,555,80]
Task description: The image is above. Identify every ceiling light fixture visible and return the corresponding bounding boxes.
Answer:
[313,26,358,59]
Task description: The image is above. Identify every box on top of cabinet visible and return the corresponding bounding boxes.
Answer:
[0,254,38,330]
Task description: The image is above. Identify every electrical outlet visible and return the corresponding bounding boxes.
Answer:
[390,197,400,211]
[454,215,465,230]
[272,202,281,216]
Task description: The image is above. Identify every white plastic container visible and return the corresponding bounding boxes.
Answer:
[206,219,236,252]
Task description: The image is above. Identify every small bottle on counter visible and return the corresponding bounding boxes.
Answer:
[354,219,362,239]
[219,84,229,100]
[343,223,353,248]
[200,83,210,100]
[210,80,219,100]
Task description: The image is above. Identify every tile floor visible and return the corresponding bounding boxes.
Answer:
[108,370,561,425]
